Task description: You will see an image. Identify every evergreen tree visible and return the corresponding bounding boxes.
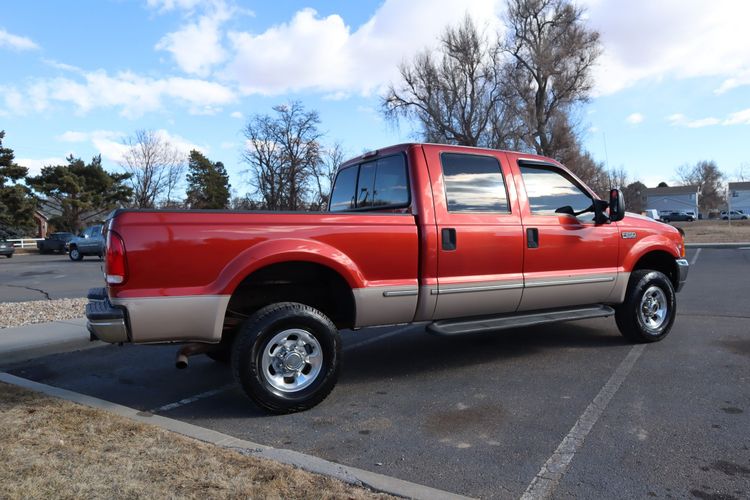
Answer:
[27,155,132,232]
[185,150,231,209]
[0,131,37,239]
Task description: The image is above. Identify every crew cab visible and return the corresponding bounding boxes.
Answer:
[86,143,689,413]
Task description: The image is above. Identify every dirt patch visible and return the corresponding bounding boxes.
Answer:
[672,220,750,244]
[0,382,391,500]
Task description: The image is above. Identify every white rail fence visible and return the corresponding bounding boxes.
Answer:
[6,238,43,249]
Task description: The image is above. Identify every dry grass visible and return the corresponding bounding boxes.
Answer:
[671,219,750,244]
[0,382,390,500]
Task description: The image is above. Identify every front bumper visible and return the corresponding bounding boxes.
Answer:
[86,288,130,343]
[675,258,689,292]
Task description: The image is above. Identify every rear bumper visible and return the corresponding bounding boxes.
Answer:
[675,258,689,292]
[86,288,130,343]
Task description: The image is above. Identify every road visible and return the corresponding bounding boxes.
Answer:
[4,248,750,499]
[0,253,102,301]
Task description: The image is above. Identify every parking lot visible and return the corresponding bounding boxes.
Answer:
[0,253,103,302]
[3,248,750,499]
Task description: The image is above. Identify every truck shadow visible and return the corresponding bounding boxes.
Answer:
[340,321,630,384]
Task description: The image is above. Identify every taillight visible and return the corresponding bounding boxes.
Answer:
[105,231,127,285]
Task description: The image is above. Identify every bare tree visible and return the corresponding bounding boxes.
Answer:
[676,160,725,213]
[120,130,186,208]
[309,142,345,211]
[242,102,323,211]
[383,16,517,149]
[502,0,601,158]
[735,163,750,181]
[607,166,628,190]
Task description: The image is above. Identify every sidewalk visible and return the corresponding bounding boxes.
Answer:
[0,318,100,367]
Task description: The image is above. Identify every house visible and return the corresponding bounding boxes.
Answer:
[728,181,750,214]
[645,185,700,215]
[33,210,48,238]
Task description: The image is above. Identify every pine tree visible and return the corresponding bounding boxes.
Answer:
[0,131,37,239]
[185,150,231,209]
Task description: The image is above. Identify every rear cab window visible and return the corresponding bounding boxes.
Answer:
[329,154,410,212]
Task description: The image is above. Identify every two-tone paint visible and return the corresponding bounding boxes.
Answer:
[95,143,687,345]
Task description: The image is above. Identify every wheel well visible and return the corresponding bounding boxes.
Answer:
[632,251,678,289]
[222,261,355,340]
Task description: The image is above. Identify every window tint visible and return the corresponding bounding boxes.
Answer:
[356,162,377,208]
[372,155,408,207]
[329,154,409,211]
[520,165,593,221]
[329,166,358,211]
[441,153,509,212]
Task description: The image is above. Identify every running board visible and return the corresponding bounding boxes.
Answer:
[427,305,615,336]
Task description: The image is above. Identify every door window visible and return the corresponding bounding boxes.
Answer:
[520,165,594,222]
[441,153,510,212]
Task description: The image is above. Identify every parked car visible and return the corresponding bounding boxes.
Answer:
[661,211,695,222]
[67,225,104,261]
[0,240,14,258]
[36,232,75,254]
[720,210,748,220]
[87,143,689,414]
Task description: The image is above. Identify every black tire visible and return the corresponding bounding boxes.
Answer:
[6,254,12,258]
[662,218,670,223]
[231,302,341,414]
[615,270,676,343]
[69,247,83,261]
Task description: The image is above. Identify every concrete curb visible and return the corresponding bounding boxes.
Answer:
[685,242,750,248]
[0,372,472,500]
[0,318,102,368]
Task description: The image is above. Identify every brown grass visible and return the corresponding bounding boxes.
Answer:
[671,219,750,244]
[0,382,390,500]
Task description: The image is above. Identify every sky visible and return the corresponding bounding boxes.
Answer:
[2,0,749,198]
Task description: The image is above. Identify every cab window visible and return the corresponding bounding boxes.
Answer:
[329,154,409,211]
[520,165,594,222]
[441,153,510,212]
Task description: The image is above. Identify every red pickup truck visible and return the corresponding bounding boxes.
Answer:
[86,143,688,413]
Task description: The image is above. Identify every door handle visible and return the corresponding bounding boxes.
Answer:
[442,228,457,251]
[527,228,539,248]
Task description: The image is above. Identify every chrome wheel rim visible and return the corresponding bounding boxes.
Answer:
[639,286,668,331]
[70,249,79,259]
[260,329,323,393]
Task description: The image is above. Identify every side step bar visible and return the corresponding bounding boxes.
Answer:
[427,305,615,336]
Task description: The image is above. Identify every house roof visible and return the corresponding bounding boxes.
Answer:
[645,185,699,196]
[728,181,750,191]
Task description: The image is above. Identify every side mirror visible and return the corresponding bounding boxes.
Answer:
[554,205,575,216]
[609,188,625,222]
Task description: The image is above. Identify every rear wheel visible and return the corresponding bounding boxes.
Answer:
[231,302,340,414]
[615,270,676,343]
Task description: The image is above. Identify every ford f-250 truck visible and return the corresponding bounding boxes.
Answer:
[86,143,689,413]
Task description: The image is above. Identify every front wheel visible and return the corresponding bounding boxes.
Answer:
[69,247,83,261]
[615,270,676,343]
[231,302,341,414]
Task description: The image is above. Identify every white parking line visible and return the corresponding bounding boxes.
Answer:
[520,344,646,500]
[691,248,702,266]
[150,384,235,414]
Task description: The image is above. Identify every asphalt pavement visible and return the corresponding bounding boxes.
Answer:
[3,248,750,499]
[0,253,103,301]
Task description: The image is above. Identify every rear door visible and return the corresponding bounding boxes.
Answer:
[512,159,620,311]
[423,147,524,320]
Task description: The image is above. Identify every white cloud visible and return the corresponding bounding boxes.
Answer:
[230,111,243,119]
[146,0,203,13]
[224,1,502,95]
[0,28,39,51]
[155,2,232,77]
[723,108,750,126]
[665,112,750,129]
[582,0,750,95]
[626,113,644,125]
[2,70,236,118]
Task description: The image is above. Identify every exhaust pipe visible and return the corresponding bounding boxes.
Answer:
[175,343,211,369]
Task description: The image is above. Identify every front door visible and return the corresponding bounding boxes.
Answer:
[512,161,620,311]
